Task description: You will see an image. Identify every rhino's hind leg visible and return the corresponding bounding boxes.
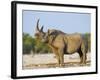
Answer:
[81,42,87,64]
[78,50,83,64]
[81,51,86,64]
[78,49,86,64]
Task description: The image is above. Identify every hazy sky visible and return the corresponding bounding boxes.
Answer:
[23,10,91,37]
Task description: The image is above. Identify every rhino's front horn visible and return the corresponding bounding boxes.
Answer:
[36,19,40,31]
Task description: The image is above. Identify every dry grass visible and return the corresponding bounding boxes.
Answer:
[22,53,91,69]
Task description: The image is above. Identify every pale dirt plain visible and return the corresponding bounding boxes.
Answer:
[23,52,91,69]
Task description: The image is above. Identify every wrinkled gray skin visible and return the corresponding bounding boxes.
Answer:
[34,19,88,67]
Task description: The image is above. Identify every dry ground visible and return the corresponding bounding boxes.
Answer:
[22,53,91,69]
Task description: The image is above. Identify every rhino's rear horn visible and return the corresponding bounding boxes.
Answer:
[40,25,44,32]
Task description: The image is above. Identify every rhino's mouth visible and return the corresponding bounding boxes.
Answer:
[41,39,48,43]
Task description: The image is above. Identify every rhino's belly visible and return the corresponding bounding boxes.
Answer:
[66,44,80,54]
[65,36,82,54]
[65,50,78,54]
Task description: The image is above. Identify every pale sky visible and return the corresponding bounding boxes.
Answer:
[23,10,91,37]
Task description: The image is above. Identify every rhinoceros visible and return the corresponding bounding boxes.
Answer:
[34,19,88,67]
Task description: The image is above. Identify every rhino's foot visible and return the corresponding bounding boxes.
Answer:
[80,61,86,66]
[59,64,64,67]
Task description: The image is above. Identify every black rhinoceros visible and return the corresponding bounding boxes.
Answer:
[34,19,88,67]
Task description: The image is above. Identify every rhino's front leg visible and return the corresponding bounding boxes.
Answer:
[52,49,60,66]
[58,49,64,67]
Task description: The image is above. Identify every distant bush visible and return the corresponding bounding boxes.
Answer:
[23,33,36,54]
[23,33,52,54]
[23,33,91,54]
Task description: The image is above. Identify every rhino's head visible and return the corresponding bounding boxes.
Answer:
[34,19,48,43]
[40,29,57,43]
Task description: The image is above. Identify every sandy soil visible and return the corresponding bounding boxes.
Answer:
[22,53,91,69]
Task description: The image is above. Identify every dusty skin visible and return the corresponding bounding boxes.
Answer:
[22,52,91,69]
